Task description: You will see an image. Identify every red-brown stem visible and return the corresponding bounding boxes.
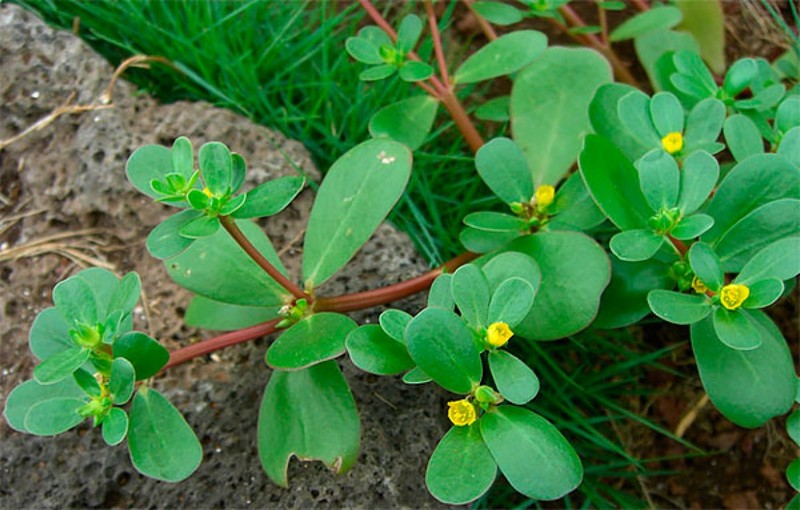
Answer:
[629,0,650,12]
[462,0,499,41]
[164,318,282,370]
[557,5,640,88]
[597,0,609,46]
[668,235,689,257]
[220,216,308,301]
[314,251,479,313]
[424,0,452,87]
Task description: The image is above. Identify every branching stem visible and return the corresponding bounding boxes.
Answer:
[462,0,499,41]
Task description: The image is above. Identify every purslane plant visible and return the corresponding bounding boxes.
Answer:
[4,0,800,505]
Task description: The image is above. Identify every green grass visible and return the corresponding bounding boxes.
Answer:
[13,1,697,506]
[14,0,491,264]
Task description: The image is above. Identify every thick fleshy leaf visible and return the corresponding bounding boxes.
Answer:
[454,31,546,84]
[481,251,541,296]
[102,407,129,446]
[109,357,136,405]
[504,232,610,340]
[258,361,360,486]
[547,171,607,232]
[779,127,800,166]
[742,278,784,309]
[460,227,521,254]
[198,142,233,196]
[671,214,714,240]
[359,64,395,81]
[113,332,169,380]
[703,154,800,242]
[788,409,800,446]
[29,307,71,361]
[617,90,660,147]
[788,459,800,492]
[637,149,680,210]
[345,324,414,375]
[472,1,523,25]
[589,84,651,160]
[53,276,97,326]
[488,350,539,405]
[146,209,202,259]
[402,367,433,385]
[451,264,491,329]
[610,5,682,41]
[179,215,220,239]
[688,242,723,291]
[73,369,101,397]
[184,296,278,331]
[594,258,673,329]
[345,36,382,65]
[464,212,526,233]
[126,144,173,200]
[475,137,533,204]
[714,199,800,272]
[4,378,85,433]
[107,273,141,318]
[677,151,719,215]
[427,273,455,310]
[475,96,510,122]
[167,219,290,306]
[609,230,664,262]
[303,140,411,287]
[368,96,439,151]
[647,290,711,325]
[24,397,86,436]
[379,309,412,343]
[231,153,246,193]
[649,92,684,137]
[723,115,764,162]
[266,313,356,370]
[398,61,434,82]
[736,237,800,285]
[481,406,583,501]
[579,135,653,230]
[684,98,726,153]
[33,347,90,385]
[487,278,534,329]
[128,387,202,482]
[713,308,762,350]
[634,30,698,93]
[426,424,497,505]
[405,308,482,394]
[776,96,800,134]
[232,176,305,219]
[513,47,612,186]
[691,313,795,427]
[675,0,725,74]
[396,14,422,52]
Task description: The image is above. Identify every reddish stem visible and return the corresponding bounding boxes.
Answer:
[629,0,650,12]
[668,235,689,257]
[164,318,282,370]
[462,0,499,41]
[314,251,478,313]
[220,216,308,301]
[424,0,452,87]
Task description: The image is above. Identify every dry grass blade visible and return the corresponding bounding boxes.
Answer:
[0,228,115,270]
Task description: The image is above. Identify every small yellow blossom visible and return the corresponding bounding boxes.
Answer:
[447,399,477,426]
[691,276,708,294]
[719,283,750,311]
[486,321,513,348]
[535,185,556,209]
[202,187,214,198]
[661,132,684,154]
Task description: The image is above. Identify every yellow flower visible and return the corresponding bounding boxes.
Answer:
[691,276,708,294]
[535,185,555,209]
[661,132,683,154]
[202,187,214,198]
[447,399,477,426]
[486,321,513,348]
[719,283,750,311]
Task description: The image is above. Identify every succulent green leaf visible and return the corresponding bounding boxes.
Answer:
[266,313,356,370]
[776,96,800,134]
[684,98,726,153]
[73,369,101,397]
[481,251,541,296]
[146,209,202,259]
[29,307,71,361]
[107,272,141,318]
[126,144,174,200]
[109,357,136,405]
[463,211,526,233]
[637,149,680,210]
[170,136,194,176]
[428,273,455,310]
[405,308,482,394]
[677,151,719,215]
[303,139,411,287]
[113,332,169,380]
[504,231,610,340]
[579,135,653,230]
[635,30,698,93]
[647,290,711,325]
[396,14,423,52]
[742,278,784,309]
[184,296,278,331]
[402,367,433,385]
[779,127,800,167]
[258,361,359,487]
[102,407,129,446]
[692,312,795,427]
[167,219,290,306]
[218,193,247,216]
[472,1,523,25]
[128,387,202,482]
[513,47,612,186]
[488,350,539,405]
[475,137,533,204]
[609,229,664,262]
[713,308,762,350]
[736,237,800,284]
[688,242,724,291]
[198,142,233,196]
[231,153,247,194]
[4,378,85,433]
[787,409,800,447]
[723,58,758,96]
[475,95,510,122]
[454,30,547,84]
[232,175,305,219]
[609,5,682,41]
[460,227,521,253]
[788,459,800,492]
[53,276,97,326]
[675,0,725,74]
[345,36,382,65]
[179,215,220,239]
[345,324,414,375]
[379,309,412,343]
[548,170,607,232]
[672,50,718,101]
[480,406,583,500]
[671,214,714,240]
[589,84,650,160]
[359,64,396,81]
[451,264,491,329]
[398,61,434,82]
[24,397,86,436]
[33,347,90,385]
[594,258,673,329]
[723,115,764,162]
[368,95,439,151]
[426,424,497,505]
[487,277,534,329]
[649,92,685,137]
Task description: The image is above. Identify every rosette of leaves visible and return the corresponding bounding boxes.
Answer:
[3,268,201,482]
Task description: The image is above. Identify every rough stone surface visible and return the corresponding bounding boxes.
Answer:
[0,5,452,508]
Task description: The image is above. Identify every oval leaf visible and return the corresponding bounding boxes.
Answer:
[488,350,540,405]
[109,357,136,405]
[647,290,711,325]
[232,175,305,219]
[267,313,356,370]
[426,424,497,504]
[454,30,547,84]
[4,378,85,433]
[113,332,169,380]
[102,407,129,446]
[345,324,414,375]
[487,277,535,329]
[368,96,439,151]
[451,264,491,329]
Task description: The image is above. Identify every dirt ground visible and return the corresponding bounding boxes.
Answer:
[1,2,798,509]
